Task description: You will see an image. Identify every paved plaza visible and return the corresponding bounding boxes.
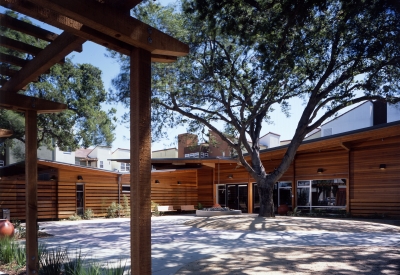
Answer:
[35,215,400,274]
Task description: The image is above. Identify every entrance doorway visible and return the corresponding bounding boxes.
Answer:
[76,184,84,215]
[216,184,248,213]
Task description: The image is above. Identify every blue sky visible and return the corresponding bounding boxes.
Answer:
[2,1,358,152]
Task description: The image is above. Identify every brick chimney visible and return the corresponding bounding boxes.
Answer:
[178,133,198,158]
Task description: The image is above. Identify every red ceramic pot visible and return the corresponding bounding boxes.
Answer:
[277,204,289,215]
[0,219,14,238]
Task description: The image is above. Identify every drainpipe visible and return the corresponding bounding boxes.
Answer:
[117,173,122,217]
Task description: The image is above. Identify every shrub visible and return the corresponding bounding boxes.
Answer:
[122,195,130,217]
[68,213,82,221]
[151,201,160,216]
[83,208,94,220]
[106,202,123,218]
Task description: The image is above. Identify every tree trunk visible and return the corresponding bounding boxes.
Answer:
[258,179,275,217]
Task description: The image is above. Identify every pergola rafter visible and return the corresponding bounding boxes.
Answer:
[0,1,189,274]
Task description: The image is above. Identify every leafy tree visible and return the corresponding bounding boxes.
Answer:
[109,0,400,217]
[0,11,116,153]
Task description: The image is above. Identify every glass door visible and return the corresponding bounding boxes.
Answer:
[76,184,84,215]
[238,185,248,213]
[216,184,226,207]
[227,185,238,210]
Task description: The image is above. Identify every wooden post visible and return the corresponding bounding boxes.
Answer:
[130,47,152,274]
[25,110,38,275]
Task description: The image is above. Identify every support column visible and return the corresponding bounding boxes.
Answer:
[25,110,38,275]
[130,47,152,274]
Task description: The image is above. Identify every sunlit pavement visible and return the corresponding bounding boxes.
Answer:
[36,215,400,275]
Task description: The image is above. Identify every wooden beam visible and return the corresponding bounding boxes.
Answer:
[104,0,142,11]
[0,52,28,67]
[28,0,188,56]
[340,142,351,151]
[0,93,67,113]
[0,65,18,77]
[25,110,38,275]
[0,35,44,55]
[0,128,13,137]
[0,1,176,62]
[0,13,58,42]
[130,47,151,274]
[0,31,85,93]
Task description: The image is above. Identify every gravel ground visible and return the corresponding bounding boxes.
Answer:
[176,216,400,275]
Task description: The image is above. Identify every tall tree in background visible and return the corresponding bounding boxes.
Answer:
[109,0,400,217]
[0,11,116,154]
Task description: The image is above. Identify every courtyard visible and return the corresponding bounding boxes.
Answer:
[32,215,400,274]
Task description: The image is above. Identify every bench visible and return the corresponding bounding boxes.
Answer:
[180,205,196,212]
[157,205,176,214]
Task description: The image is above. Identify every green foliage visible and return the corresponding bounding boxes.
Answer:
[83,208,94,220]
[151,201,160,216]
[11,219,26,239]
[106,202,123,218]
[197,202,203,210]
[121,195,130,217]
[68,213,82,221]
[0,11,116,151]
[39,247,66,275]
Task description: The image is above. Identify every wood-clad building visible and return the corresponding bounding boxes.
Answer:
[1,121,399,220]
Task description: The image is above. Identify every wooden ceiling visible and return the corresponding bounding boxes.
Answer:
[0,0,189,114]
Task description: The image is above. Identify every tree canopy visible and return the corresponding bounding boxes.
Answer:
[109,0,400,217]
[0,11,116,153]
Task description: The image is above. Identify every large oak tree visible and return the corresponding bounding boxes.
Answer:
[109,0,400,217]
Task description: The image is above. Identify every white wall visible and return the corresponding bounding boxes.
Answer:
[111,148,130,171]
[387,103,400,123]
[88,146,112,170]
[259,133,281,148]
[321,102,373,137]
[54,147,75,164]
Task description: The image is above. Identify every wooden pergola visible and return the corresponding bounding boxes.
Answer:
[0,1,188,274]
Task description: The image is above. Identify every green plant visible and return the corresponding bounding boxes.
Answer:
[83,208,94,220]
[122,195,130,217]
[102,260,129,275]
[64,250,84,275]
[106,202,123,218]
[68,213,82,221]
[39,247,66,275]
[197,202,203,210]
[0,237,15,264]
[151,201,160,216]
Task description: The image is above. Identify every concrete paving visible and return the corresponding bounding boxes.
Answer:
[34,215,400,275]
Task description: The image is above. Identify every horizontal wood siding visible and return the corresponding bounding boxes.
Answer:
[350,138,400,217]
[198,167,214,207]
[151,170,198,209]
[295,149,348,180]
[214,163,249,184]
[57,170,119,219]
[0,179,57,220]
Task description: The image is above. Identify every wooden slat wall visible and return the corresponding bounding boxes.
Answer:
[198,167,214,207]
[0,179,56,220]
[350,137,400,217]
[295,149,348,180]
[57,170,119,219]
[150,170,198,209]
[214,163,250,184]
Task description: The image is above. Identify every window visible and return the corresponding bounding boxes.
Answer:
[120,162,130,172]
[100,161,104,168]
[122,185,130,193]
[184,154,190,158]
[0,160,4,167]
